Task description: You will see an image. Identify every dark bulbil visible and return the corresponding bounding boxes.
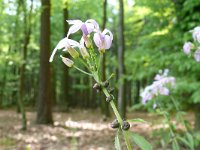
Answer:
[106,96,112,102]
[102,80,109,88]
[122,121,130,130]
[108,87,114,94]
[93,83,102,92]
[111,119,120,129]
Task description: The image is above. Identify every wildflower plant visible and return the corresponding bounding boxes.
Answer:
[50,19,151,150]
[141,69,195,150]
[183,26,200,62]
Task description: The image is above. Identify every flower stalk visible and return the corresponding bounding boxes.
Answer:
[93,71,132,150]
[50,19,133,150]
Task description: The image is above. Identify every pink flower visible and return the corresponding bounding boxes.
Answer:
[141,69,176,104]
[192,26,200,43]
[93,29,113,53]
[49,38,80,62]
[66,19,99,37]
[183,42,193,55]
[194,50,200,62]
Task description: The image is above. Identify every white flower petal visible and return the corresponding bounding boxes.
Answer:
[49,38,69,62]
[66,20,82,25]
[67,39,80,47]
[67,23,83,37]
[93,33,101,48]
[102,29,113,40]
[104,35,112,49]
[86,19,99,30]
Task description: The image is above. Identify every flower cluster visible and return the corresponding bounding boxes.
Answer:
[141,69,176,105]
[49,19,113,66]
[183,26,200,62]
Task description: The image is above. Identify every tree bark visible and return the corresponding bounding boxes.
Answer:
[100,0,110,118]
[118,0,126,118]
[194,104,200,130]
[134,80,140,104]
[37,0,53,124]
[59,0,70,111]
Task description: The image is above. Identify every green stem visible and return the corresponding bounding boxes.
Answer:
[94,73,132,150]
[73,65,93,76]
[160,106,179,149]
[78,57,91,71]
[170,96,189,132]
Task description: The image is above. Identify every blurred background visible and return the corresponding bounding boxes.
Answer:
[0,0,200,149]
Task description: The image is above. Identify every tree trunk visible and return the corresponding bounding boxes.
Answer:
[59,1,70,111]
[126,80,132,107]
[117,0,126,118]
[194,104,200,130]
[100,0,110,118]
[37,0,53,124]
[134,80,140,104]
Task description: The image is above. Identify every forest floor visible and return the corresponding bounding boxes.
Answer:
[0,109,195,150]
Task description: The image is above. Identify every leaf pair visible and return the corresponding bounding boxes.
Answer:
[114,130,152,150]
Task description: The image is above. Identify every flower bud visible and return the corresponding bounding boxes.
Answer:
[122,121,130,130]
[102,80,109,88]
[111,119,119,129]
[106,96,112,102]
[80,46,90,59]
[67,47,79,58]
[60,55,74,67]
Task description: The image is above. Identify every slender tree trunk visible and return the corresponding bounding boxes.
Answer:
[134,80,140,104]
[37,0,53,124]
[126,80,132,107]
[100,0,110,118]
[117,0,126,118]
[18,0,33,130]
[57,1,70,111]
[194,104,200,130]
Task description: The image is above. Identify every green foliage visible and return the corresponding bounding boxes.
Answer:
[0,137,16,146]
[130,132,152,150]
[178,133,195,150]
[172,140,180,150]
[127,118,147,123]
[114,131,121,150]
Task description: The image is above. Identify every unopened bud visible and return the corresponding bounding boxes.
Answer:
[122,121,130,130]
[106,96,112,102]
[60,56,74,67]
[111,119,119,129]
[102,81,109,88]
[80,46,89,59]
[68,47,79,58]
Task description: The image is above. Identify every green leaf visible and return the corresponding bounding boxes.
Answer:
[178,133,194,150]
[130,133,152,150]
[178,136,190,148]
[127,118,147,123]
[172,140,180,150]
[186,133,194,150]
[114,132,121,150]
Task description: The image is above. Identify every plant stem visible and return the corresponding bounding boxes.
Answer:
[171,96,189,131]
[73,65,93,76]
[94,72,132,150]
[159,106,179,149]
